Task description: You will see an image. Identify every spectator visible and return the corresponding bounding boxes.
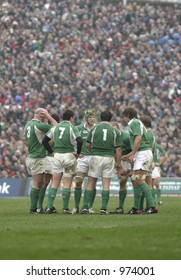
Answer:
[0,0,180,178]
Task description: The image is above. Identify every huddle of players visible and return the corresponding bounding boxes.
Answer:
[23,107,167,215]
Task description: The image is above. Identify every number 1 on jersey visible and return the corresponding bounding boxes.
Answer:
[102,129,107,141]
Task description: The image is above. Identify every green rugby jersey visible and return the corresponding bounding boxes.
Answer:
[46,126,56,155]
[146,128,156,150]
[23,120,52,158]
[87,122,122,156]
[120,130,132,155]
[128,118,151,151]
[76,123,94,155]
[53,121,81,153]
[153,143,167,163]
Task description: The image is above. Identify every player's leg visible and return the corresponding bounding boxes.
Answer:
[88,186,96,213]
[81,156,100,213]
[131,170,157,214]
[152,167,161,205]
[27,158,45,213]
[139,174,153,211]
[119,176,128,212]
[29,174,44,213]
[114,161,132,214]
[46,172,63,213]
[37,173,52,213]
[129,151,157,214]
[73,155,93,213]
[81,176,97,213]
[110,176,128,214]
[62,175,74,213]
[154,177,162,204]
[100,157,115,214]
[61,153,78,213]
[38,156,55,212]
[72,172,85,214]
[100,177,111,214]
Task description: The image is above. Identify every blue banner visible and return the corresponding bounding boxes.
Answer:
[0,178,28,197]
[0,177,181,197]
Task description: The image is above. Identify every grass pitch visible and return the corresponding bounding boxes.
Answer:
[0,196,180,260]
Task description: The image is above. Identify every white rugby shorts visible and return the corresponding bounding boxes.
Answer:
[53,152,77,177]
[133,150,153,172]
[88,156,115,178]
[25,157,52,175]
[111,160,132,178]
[77,155,91,174]
[152,166,161,179]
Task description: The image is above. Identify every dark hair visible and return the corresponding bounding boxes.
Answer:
[140,115,152,128]
[50,113,60,123]
[63,109,74,120]
[100,110,113,122]
[122,107,137,119]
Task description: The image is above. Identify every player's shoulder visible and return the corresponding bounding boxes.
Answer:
[113,126,121,135]
[58,121,70,127]
[36,121,51,130]
[148,129,155,135]
[121,129,130,137]
[25,119,40,128]
[76,123,84,130]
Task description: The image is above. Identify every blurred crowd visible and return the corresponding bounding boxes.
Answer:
[0,0,180,178]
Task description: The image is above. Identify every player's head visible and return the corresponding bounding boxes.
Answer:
[84,109,96,124]
[48,113,60,124]
[122,107,137,122]
[34,108,46,122]
[63,109,74,121]
[140,115,152,128]
[100,110,113,122]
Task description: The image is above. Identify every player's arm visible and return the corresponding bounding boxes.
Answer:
[42,135,54,154]
[39,108,58,125]
[156,153,168,166]
[76,136,83,155]
[122,135,141,162]
[115,146,122,164]
[132,135,141,154]
[115,146,125,175]
[86,140,91,151]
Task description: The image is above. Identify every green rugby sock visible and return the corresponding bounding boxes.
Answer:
[74,187,82,208]
[47,188,57,208]
[119,190,127,209]
[139,193,145,211]
[151,189,156,205]
[89,188,96,208]
[139,183,155,208]
[157,189,161,202]
[30,188,39,210]
[133,187,141,209]
[82,190,94,209]
[37,187,46,209]
[62,188,71,209]
[101,190,109,210]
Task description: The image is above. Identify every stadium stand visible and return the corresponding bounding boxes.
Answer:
[0,0,180,178]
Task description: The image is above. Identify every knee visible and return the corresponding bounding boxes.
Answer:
[131,173,147,186]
